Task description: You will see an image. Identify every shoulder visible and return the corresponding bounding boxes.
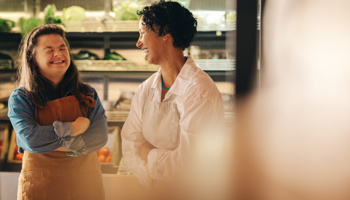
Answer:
[130,72,158,108]
[187,68,221,100]
[8,86,35,113]
[9,87,31,103]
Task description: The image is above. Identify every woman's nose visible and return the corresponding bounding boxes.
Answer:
[54,50,62,57]
[136,39,142,48]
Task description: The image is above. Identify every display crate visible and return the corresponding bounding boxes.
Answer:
[0,124,10,169]
[7,129,21,164]
[0,60,13,70]
[98,126,122,173]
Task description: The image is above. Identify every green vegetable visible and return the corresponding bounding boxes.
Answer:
[104,49,126,60]
[105,52,126,60]
[62,6,86,21]
[0,18,15,32]
[0,52,14,69]
[114,2,141,21]
[18,17,44,37]
[74,50,99,60]
[44,4,62,24]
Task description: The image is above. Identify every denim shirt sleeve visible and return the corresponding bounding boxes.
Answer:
[7,88,63,154]
[64,86,108,157]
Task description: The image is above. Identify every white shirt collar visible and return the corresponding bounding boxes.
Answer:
[150,56,198,96]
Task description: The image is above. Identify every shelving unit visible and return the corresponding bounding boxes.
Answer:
[0,16,236,173]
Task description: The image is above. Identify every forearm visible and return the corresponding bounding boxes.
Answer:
[12,123,62,153]
[64,116,108,156]
[81,116,108,152]
[140,141,156,162]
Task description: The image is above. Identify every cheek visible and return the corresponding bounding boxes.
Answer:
[64,51,71,60]
[34,55,44,68]
[66,55,71,65]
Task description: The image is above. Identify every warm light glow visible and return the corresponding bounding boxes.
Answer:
[235,0,350,199]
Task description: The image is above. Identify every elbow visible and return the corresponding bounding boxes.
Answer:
[18,136,59,154]
[97,125,108,149]
[101,127,108,146]
[24,143,57,154]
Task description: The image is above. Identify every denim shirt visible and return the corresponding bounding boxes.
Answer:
[7,86,108,157]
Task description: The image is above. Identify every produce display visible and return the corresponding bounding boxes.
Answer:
[0,52,14,69]
[113,1,141,21]
[13,146,23,161]
[104,49,126,60]
[0,18,15,32]
[0,140,3,154]
[97,147,112,163]
[62,6,86,22]
[44,4,62,25]
[73,50,100,60]
[18,17,44,37]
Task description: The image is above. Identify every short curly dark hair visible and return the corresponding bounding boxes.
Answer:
[137,0,197,50]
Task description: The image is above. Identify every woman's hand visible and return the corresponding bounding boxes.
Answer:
[54,146,71,152]
[71,117,90,137]
[140,141,156,162]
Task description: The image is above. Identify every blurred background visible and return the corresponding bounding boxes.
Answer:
[234,0,350,200]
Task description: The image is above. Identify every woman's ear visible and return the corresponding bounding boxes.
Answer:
[163,33,171,42]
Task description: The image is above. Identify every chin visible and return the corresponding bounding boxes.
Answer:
[147,58,158,65]
[147,59,153,65]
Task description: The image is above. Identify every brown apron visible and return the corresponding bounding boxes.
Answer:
[17,95,105,200]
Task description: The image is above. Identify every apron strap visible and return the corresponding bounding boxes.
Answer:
[84,96,97,108]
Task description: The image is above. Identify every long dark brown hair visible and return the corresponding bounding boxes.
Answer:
[18,24,90,109]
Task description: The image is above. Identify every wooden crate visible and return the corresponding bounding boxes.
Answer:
[0,124,10,161]
[99,126,122,173]
[7,129,22,164]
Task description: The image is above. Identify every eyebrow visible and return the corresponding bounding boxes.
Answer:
[43,44,66,50]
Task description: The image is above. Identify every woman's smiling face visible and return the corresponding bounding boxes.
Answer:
[34,33,70,85]
[136,17,166,65]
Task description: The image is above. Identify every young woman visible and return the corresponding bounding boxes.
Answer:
[7,24,108,200]
[121,0,224,187]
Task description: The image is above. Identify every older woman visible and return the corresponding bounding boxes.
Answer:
[121,0,224,186]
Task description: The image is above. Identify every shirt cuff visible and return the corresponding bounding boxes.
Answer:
[137,161,153,187]
[53,121,73,142]
[147,148,167,179]
[63,135,88,157]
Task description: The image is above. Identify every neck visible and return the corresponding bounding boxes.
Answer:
[160,50,187,89]
[47,76,63,87]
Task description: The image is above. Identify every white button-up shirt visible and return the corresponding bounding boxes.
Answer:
[121,57,224,186]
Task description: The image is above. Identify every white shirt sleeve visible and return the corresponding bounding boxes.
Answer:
[121,84,154,186]
[146,93,224,182]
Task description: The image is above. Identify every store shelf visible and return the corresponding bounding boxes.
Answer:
[106,110,234,123]
[76,60,159,72]
[63,20,139,33]
[105,110,129,122]
[197,19,235,32]
[0,29,230,50]
[76,59,234,72]
[195,59,235,71]
[63,19,235,33]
